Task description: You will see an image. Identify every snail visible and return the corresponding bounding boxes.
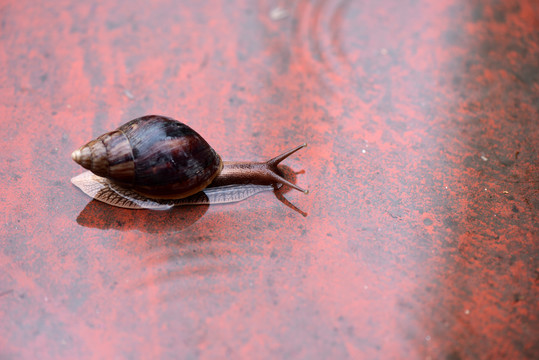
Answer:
[71,115,308,210]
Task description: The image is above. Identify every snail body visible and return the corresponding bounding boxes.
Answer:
[71,115,307,209]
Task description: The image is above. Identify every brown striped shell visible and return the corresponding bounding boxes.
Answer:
[71,115,223,199]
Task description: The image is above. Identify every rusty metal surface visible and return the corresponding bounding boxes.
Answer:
[0,0,538,358]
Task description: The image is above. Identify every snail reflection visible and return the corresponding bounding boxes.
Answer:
[71,115,308,210]
[76,200,209,233]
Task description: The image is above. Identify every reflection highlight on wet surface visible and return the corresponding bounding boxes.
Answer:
[262,0,358,94]
[112,221,282,305]
[291,0,355,91]
[126,243,240,300]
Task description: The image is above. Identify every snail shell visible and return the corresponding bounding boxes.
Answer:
[71,115,222,199]
[71,115,309,210]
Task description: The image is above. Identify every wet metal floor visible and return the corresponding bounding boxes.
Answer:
[0,0,538,358]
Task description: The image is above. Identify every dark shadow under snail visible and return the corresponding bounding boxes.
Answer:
[71,115,308,210]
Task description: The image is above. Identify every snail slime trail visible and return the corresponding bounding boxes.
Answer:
[71,115,308,209]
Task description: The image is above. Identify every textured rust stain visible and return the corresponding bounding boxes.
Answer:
[0,0,538,359]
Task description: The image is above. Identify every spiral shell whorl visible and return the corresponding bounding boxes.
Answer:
[71,130,135,183]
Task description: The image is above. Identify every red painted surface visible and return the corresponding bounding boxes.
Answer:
[0,0,538,358]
